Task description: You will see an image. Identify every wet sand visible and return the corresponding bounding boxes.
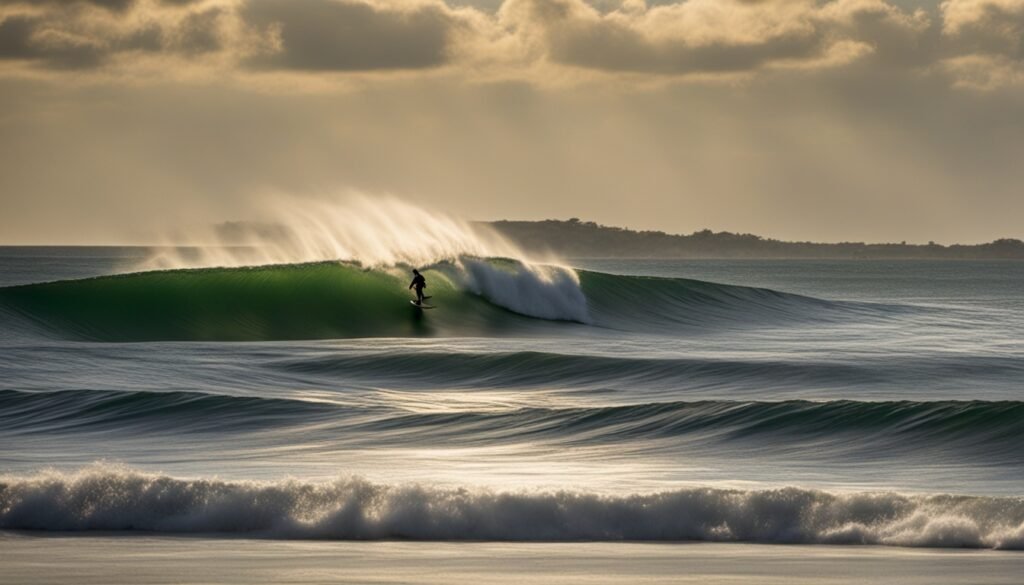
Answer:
[3,533,1022,585]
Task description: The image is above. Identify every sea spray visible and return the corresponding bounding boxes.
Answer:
[130,194,592,325]
[139,194,529,270]
[2,465,1023,548]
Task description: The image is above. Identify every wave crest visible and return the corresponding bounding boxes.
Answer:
[0,260,590,341]
[458,259,590,323]
[0,259,901,341]
[2,466,1023,548]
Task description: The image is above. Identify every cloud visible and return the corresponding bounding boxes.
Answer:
[0,0,138,13]
[497,0,933,75]
[168,7,228,54]
[0,0,1021,87]
[939,0,1024,87]
[0,0,488,74]
[0,0,230,70]
[941,53,1024,88]
[942,0,1024,38]
[241,0,473,72]
[942,0,1024,60]
[0,14,107,69]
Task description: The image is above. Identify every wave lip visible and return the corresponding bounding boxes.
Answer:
[2,466,1023,549]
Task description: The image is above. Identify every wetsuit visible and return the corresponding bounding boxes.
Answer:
[409,273,426,303]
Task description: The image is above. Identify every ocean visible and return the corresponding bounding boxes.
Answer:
[1,247,1023,583]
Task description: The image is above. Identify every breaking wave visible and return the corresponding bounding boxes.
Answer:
[1,466,1022,548]
[0,259,884,342]
[0,260,589,341]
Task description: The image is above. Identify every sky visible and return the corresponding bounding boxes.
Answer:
[0,0,1022,244]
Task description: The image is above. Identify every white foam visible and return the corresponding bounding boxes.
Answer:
[458,259,591,323]
[2,465,1022,549]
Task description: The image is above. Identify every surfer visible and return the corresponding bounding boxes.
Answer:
[409,269,426,305]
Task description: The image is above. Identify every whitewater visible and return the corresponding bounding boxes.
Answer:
[2,200,1024,566]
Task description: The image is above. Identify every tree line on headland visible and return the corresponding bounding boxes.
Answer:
[485,219,1024,259]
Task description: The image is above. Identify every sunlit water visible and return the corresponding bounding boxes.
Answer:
[1,247,1023,548]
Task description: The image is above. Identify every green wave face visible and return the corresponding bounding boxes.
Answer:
[0,263,531,341]
[0,260,881,342]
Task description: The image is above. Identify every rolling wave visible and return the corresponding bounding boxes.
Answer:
[0,261,577,341]
[0,260,886,342]
[3,390,1022,459]
[0,389,337,433]
[269,350,1024,391]
[577,269,887,331]
[2,465,1022,548]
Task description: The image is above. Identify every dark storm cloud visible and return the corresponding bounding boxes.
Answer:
[0,15,36,60]
[0,0,472,72]
[0,15,106,69]
[0,0,136,12]
[0,1,226,69]
[241,0,462,71]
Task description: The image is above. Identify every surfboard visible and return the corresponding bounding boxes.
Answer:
[410,300,435,309]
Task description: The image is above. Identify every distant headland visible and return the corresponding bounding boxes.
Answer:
[484,219,1024,260]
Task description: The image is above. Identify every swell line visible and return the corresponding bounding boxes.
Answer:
[3,390,1022,456]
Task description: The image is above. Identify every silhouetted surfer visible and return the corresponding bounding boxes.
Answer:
[409,269,426,305]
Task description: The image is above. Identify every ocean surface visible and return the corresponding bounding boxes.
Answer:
[2,247,1023,558]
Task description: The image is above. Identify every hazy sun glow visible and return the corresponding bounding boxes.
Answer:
[1,0,1022,243]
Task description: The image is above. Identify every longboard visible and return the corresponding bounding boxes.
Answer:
[410,301,436,309]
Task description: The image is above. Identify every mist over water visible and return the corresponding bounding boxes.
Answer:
[139,195,527,270]
[1,198,1023,549]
